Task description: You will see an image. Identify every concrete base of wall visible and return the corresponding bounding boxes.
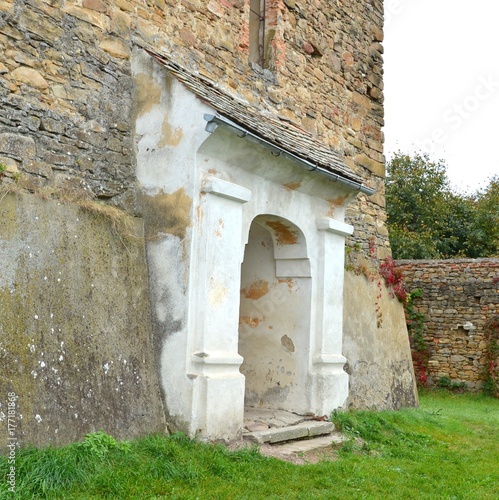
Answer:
[0,193,166,448]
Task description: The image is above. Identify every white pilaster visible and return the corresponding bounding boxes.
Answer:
[309,217,353,414]
[188,178,251,440]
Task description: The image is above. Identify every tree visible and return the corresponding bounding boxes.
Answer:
[472,175,499,256]
[386,152,499,259]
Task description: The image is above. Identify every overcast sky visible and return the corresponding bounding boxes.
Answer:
[383,0,499,193]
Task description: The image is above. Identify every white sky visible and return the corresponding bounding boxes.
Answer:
[383,0,499,193]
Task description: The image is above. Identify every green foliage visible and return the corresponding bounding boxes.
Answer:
[79,430,131,459]
[405,288,430,386]
[405,289,426,351]
[332,408,435,454]
[386,152,499,259]
[436,376,466,392]
[0,443,95,498]
[473,176,499,257]
[483,317,499,397]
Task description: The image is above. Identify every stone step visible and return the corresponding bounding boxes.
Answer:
[244,421,334,445]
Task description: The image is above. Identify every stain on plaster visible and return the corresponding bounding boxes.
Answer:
[281,335,295,353]
[158,117,183,147]
[326,195,349,216]
[278,278,295,291]
[141,188,192,241]
[241,279,270,300]
[265,220,298,245]
[262,385,290,404]
[214,218,224,238]
[240,316,262,327]
[134,72,162,117]
[208,280,228,308]
[283,180,302,191]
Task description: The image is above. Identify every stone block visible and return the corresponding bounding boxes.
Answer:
[62,5,109,30]
[23,159,52,178]
[0,156,18,172]
[18,9,64,41]
[82,0,107,13]
[244,421,333,444]
[0,133,36,160]
[355,153,385,177]
[115,0,134,11]
[0,0,14,13]
[99,38,131,59]
[10,66,49,89]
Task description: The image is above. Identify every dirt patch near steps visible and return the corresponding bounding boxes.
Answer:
[228,432,349,465]
[257,441,343,465]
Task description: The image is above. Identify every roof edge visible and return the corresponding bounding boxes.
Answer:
[204,114,375,195]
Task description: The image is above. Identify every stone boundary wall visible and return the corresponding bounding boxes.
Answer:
[396,259,499,389]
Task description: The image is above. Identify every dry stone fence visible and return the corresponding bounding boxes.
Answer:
[396,259,499,390]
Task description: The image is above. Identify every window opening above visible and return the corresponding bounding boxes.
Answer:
[249,0,267,68]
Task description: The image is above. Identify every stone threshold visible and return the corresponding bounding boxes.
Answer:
[244,420,334,444]
[243,407,335,445]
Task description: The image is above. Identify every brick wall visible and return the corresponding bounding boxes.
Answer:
[396,259,499,389]
[0,0,388,255]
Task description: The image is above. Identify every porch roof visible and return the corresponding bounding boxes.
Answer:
[146,49,369,191]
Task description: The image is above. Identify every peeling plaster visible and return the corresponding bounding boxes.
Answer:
[281,335,295,353]
[240,316,262,327]
[241,279,270,300]
[134,72,162,117]
[265,220,298,245]
[141,188,192,241]
[158,117,183,147]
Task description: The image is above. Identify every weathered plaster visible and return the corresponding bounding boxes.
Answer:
[140,189,192,241]
[132,50,357,439]
[0,193,166,447]
[239,220,311,413]
[0,0,419,448]
[342,271,419,410]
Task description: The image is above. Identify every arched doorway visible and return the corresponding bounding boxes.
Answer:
[238,215,312,414]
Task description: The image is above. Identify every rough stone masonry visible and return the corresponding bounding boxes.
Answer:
[0,0,387,252]
[397,259,499,390]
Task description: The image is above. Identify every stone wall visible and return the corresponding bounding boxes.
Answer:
[0,0,136,207]
[0,0,388,255]
[396,259,499,389]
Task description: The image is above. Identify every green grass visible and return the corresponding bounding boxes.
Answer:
[1,390,498,499]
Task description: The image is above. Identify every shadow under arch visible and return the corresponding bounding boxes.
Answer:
[238,214,312,413]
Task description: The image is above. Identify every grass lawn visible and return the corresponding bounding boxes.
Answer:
[1,390,498,499]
